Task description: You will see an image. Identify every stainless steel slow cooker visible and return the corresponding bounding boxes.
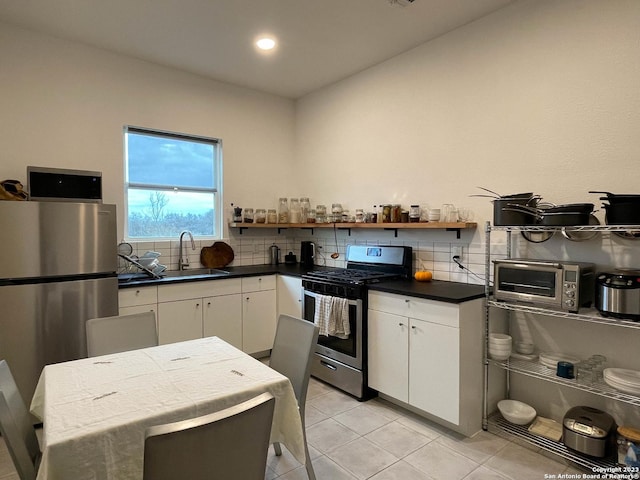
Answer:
[596,271,640,321]
[563,406,616,457]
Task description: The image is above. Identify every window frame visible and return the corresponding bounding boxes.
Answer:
[123,125,223,242]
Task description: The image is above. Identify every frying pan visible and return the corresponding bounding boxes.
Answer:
[504,205,591,226]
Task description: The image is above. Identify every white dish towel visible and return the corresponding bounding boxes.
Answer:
[329,297,350,339]
[313,294,350,339]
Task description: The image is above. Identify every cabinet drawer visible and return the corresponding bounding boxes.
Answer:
[242,275,276,293]
[159,278,240,302]
[408,297,459,328]
[119,286,157,308]
[369,290,459,328]
[368,291,409,316]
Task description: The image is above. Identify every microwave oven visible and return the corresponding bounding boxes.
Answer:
[493,259,596,313]
[27,166,102,203]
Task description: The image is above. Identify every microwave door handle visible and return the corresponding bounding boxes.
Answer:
[495,259,563,269]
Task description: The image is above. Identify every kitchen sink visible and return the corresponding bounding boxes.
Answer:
[163,268,230,277]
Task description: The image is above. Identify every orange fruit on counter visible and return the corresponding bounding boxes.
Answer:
[414,270,433,282]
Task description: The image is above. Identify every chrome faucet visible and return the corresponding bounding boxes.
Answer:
[179,230,196,270]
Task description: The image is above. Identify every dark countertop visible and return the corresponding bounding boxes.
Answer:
[119,265,485,303]
[369,278,485,304]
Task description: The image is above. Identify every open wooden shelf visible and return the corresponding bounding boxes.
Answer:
[228,221,477,238]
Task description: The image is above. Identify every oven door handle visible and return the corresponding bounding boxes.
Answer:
[303,289,359,307]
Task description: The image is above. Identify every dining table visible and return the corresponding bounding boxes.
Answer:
[30,336,306,480]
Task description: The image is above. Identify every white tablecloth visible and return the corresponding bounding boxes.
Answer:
[30,337,305,480]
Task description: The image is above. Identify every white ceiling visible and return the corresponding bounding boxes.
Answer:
[0,0,514,99]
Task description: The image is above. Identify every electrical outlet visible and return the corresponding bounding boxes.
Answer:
[452,246,463,259]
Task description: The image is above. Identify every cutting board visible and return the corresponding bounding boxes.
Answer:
[200,242,234,268]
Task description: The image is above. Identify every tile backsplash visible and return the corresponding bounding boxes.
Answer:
[123,226,498,285]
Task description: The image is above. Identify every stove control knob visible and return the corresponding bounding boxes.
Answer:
[565,290,575,298]
[565,299,575,308]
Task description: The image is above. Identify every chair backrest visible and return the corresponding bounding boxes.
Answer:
[0,360,40,480]
[269,314,320,410]
[143,392,275,480]
[86,311,158,357]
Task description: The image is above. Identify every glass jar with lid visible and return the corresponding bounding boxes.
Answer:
[278,198,289,223]
[255,209,266,223]
[306,209,316,223]
[300,197,310,222]
[381,204,392,223]
[267,209,277,224]
[289,198,301,223]
[355,209,364,223]
[391,204,402,223]
[332,203,343,223]
[243,208,254,223]
[409,205,420,222]
[316,204,327,223]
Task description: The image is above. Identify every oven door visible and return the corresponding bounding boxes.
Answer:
[302,289,363,369]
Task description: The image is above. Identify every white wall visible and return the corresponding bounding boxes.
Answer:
[295,0,640,255]
[0,21,296,241]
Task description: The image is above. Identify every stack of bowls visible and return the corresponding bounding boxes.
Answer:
[489,333,512,360]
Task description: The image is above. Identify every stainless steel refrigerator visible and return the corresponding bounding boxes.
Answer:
[0,201,119,405]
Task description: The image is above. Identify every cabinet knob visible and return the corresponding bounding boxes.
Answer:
[136,290,141,295]
[405,299,410,303]
[246,297,250,301]
[398,322,405,327]
[207,302,211,306]
[411,325,417,330]
[196,303,200,307]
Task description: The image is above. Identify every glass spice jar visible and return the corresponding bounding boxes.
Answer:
[355,209,364,223]
[267,209,277,224]
[243,208,254,223]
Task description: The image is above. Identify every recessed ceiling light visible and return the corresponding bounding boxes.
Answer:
[256,37,276,51]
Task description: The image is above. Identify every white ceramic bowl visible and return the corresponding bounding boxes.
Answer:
[489,344,512,352]
[516,342,535,355]
[497,399,536,425]
[489,351,511,361]
[489,333,512,345]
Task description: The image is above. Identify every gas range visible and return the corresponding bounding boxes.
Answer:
[303,268,401,285]
[302,245,413,298]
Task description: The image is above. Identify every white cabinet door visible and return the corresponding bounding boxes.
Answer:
[368,309,409,402]
[157,299,203,345]
[242,289,277,354]
[277,275,303,318]
[203,294,242,349]
[409,317,460,425]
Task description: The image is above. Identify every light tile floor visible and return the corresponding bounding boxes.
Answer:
[0,377,585,480]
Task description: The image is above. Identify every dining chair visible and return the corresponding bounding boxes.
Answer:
[0,360,41,480]
[86,311,158,357]
[143,392,275,480]
[269,314,320,480]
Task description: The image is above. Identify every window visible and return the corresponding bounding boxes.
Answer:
[124,126,222,240]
